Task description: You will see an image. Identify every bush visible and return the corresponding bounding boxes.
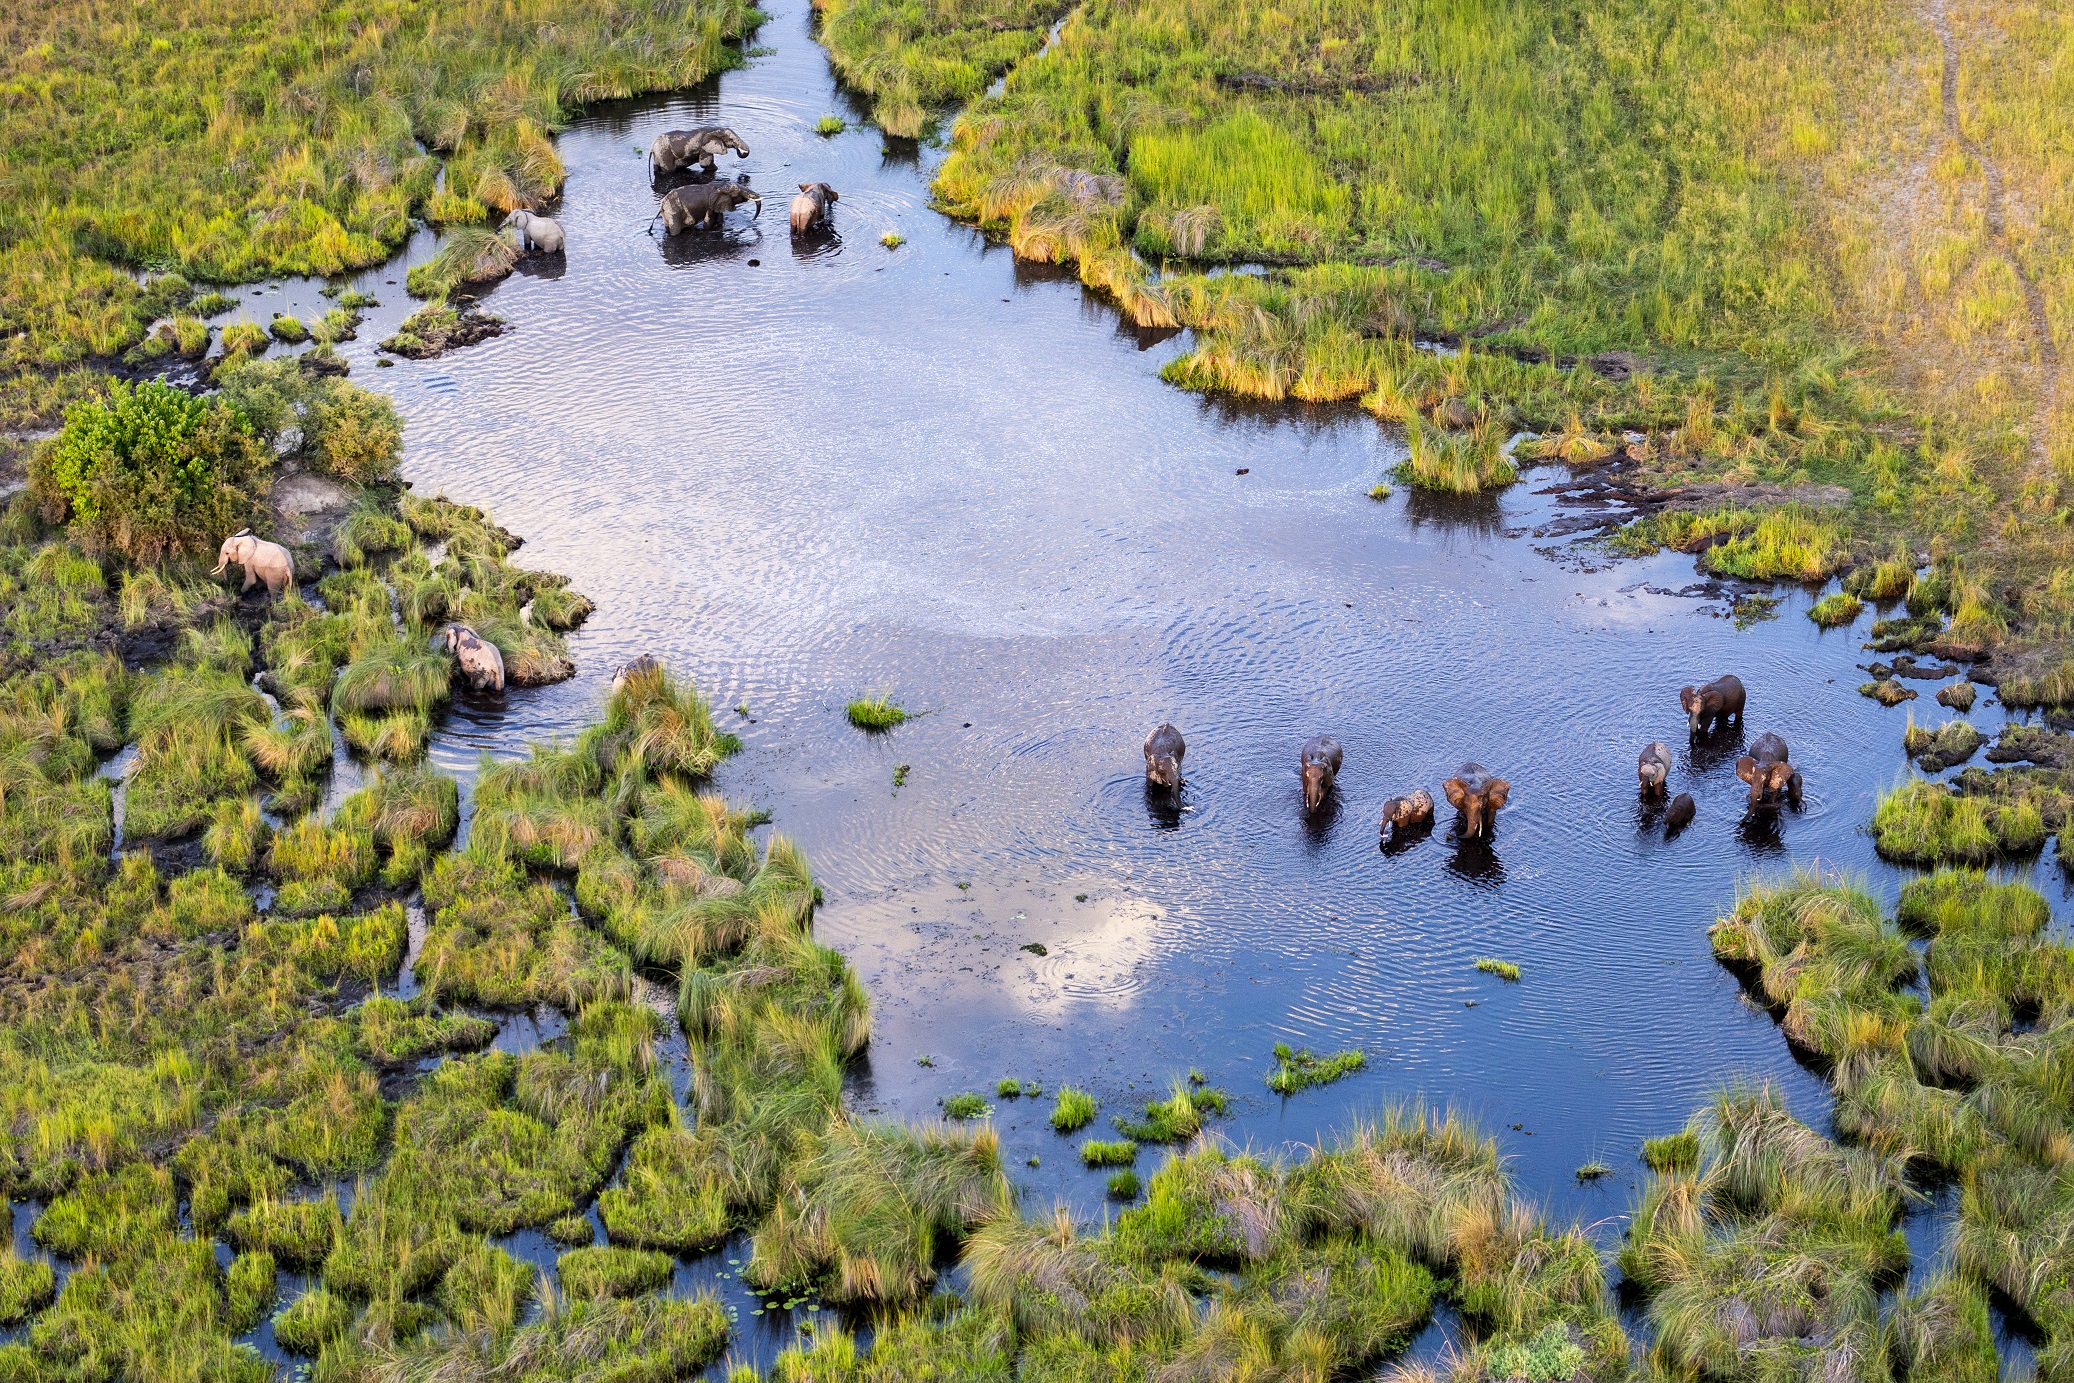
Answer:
[34,380,268,563]
[216,359,401,483]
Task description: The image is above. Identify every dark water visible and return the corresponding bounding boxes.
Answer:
[183,0,2074,1367]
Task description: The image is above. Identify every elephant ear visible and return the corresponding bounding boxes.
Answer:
[800,183,812,192]
[1484,779,1510,811]
[1442,777,1469,811]
[1735,755,1758,784]
[826,187,839,201]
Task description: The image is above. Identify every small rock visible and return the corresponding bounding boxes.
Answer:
[1937,683,1977,712]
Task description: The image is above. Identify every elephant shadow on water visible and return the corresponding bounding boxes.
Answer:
[659,227,764,269]
[513,255,566,283]
[1735,805,1790,856]
[1300,793,1341,845]
[1686,725,1748,776]
[1143,782,1187,832]
[1444,830,1506,886]
[1379,819,1433,858]
[791,228,844,263]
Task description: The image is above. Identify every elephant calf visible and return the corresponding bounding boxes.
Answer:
[502,210,564,254]
[1665,793,1696,833]
[1736,731,1802,806]
[652,183,762,235]
[1380,788,1434,838]
[790,182,838,234]
[440,623,505,693]
[1637,741,1671,796]
[1300,735,1342,812]
[212,530,294,597]
[1144,723,1185,792]
[1680,673,1746,735]
[1443,764,1510,838]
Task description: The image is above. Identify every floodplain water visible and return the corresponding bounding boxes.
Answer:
[164,0,2074,1367]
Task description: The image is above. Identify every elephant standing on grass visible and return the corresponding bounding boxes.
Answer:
[651,184,762,235]
[212,530,294,597]
[440,623,505,693]
[502,210,565,254]
[648,127,751,179]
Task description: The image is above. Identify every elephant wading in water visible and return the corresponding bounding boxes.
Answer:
[1637,742,1671,796]
[1380,789,1434,840]
[648,127,750,179]
[1144,724,1185,793]
[652,184,762,235]
[502,210,564,254]
[1443,764,1510,838]
[1300,735,1342,812]
[212,530,294,597]
[1737,732,1803,806]
[1681,674,1746,735]
[440,624,505,693]
[790,182,838,234]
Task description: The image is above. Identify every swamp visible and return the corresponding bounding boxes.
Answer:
[1,0,2071,1377]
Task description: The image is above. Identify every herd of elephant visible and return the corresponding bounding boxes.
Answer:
[484,126,843,257]
[1141,674,1801,844]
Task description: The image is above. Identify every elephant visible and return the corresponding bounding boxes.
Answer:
[1300,735,1342,813]
[612,655,663,693]
[502,210,564,254]
[1637,741,1671,796]
[439,623,505,693]
[1443,763,1510,838]
[211,530,294,597]
[1680,674,1746,735]
[1144,723,1185,792]
[790,182,839,234]
[1736,731,1802,806]
[652,183,762,235]
[648,127,751,179]
[1665,793,1696,833]
[1380,788,1434,836]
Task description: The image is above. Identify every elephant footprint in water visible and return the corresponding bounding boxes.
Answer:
[212,530,294,597]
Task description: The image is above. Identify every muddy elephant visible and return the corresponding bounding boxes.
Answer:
[211,530,294,597]
[790,182,839,234]
[1637,741,1671,796]
[1144,723,1185,792]
[652,183,762,235]
[1299,735,1342,812]
[648,127,751,178]
[612,655,662,693]
[440,623,505,693]
[502,210,564,254]
[1680,674,1746,735]
[1736,731,1802,806]
[1665,793,1696,833]
[1443,763,1510,838]
[1380,788,1434,837]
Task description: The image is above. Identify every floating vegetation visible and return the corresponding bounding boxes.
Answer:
[1112,1079,1228,1143]
[816,115,847,136]
[846,693,908,729]
[1049,1086,1096,1132]
[1265,1042,1366,1095]
[941,1092,991,1119]
[1475,957,1521,982]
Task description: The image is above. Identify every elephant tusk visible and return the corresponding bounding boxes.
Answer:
[750,198,762,219]
[210,561,227,575]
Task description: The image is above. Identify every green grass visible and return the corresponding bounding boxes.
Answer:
[996,1077,1042,1098]
[1392,415,1518,495]
[1105,1170,1140,1200]
[881,232,906,249]
[846,694,908,730]
[1079,1139,1137,1167]
[559,1244,675,1299]
[941,1092,991,1119]
[1808,591,1863,628]
[816,115,847,136]
[1265,1042,1366,1095]
[1111,1078,1228,1143]
[1475,957,1521,982]
[1049,1086,1096,1132]
[1640,1131,1699,1174]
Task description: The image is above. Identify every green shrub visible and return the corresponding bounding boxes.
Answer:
[34,380,268,563]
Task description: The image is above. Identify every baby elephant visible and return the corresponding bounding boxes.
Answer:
[790,182,838,234]
[502,210,564,254]
[652,183,762,235]
[1665,793,1696,833]
[1637,742,1671,796]
[1380,789,1434,837]
[1681,674,1746,735]
[440,623,505,694]
[1144,723,1185,793]
[211,530,294,597]
[1300,735,1342,812]
[1443,764,1510,838]
[1736,731,1802,806]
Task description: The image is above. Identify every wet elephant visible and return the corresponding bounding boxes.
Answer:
[651,183,762,234]
[1637,741,1671,796]
[790,182,839,234]
[1300,735,1342,812]
[502,210,564,254]
[649,127,750,179]
[1380,788,1434,839]
[440,623,505,693]
[1665,793,1696,833]
[1144,723,1184,792]
[1443,763,1510,838]
[1737,731,1802,806]
[1681,674,1746,735]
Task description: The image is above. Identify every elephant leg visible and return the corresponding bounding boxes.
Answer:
[241,569,257,592]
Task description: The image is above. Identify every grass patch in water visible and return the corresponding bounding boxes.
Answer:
[1641,1131,1700,1174]
[1112,1078,1228,1143]
[558,1244,675,1299]
[1265,1042,1365,1094]
[942,1092,991,1119]
[1392,415,1516,495]
[1079,1139,1137,1167]
[996,1077,1042,1098]
[1808,592,1863,628]
[1049,1086,1096,1131]
[846,694,908,730]
[1105,1170,1140,1200]
[1475,957,1521,982]
[817,115,848,136]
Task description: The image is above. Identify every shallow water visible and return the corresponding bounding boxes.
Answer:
[194,0,2074,1365]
